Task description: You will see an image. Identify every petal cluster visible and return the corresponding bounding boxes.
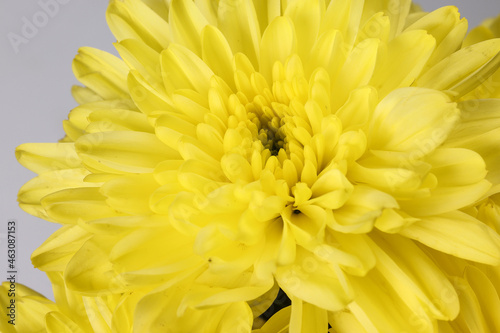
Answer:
[13,0,500,332]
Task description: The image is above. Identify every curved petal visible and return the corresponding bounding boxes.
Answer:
[160,43,214,95]
[416,39,500,98]
[169,0,209,56]
[368,87,459,154]
[72,47,130,100]
[289,297,328,333]
[107,0,171,52]
[275,247,353,312]
[259,16,297,82]
[400,211,500,265]
[218,0,261,69]
[75,131,180,174]
[100,173,159,215]
[31,225,91,272]
[16,143,81,174]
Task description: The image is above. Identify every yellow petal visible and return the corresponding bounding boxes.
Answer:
[328,310,368,333]
[416,39,500,97]
[375,208,418,234]
[46,311,85,333]
[464,14,500,46]
[284,0,321,62]
[332,185,397,234]
[161,43,214,95]
[181,274,272,310]
[260,16,297,82]
[450,276,489,332]
[217,0,261,69]
[178,135,220,164]
[427,148,487,186]
[75,131,179,174]
[114,39,163,87]
[31,225,91,272]
[153,160,183,186]
[177,159,225,197]
[82,297,112,332]
[335,86,377,131]
[349,161,423,196]
[72,47,129,100]
[169,0,209,56]
[331,38,379,110]
[348,271,429,333]
[368,87,459,154]
[404,6,467,68]
[370,30,435,97]
[16,143,81,174]
[41,187,122,224]
[18,168,93,221]
[360,0,412,39]
[355,12,390,46]
[140,0,169,19]
[110,226,197,276]
[322,0,364,46]
[309,169,353,210]
[0,282,57,333]
[155,112,197,150]
[65,99,139,141]
[65,236,127,293]
[134,281,242,333]
[248,282,280,318]
[194,226,260,273]
[106,0,171,52]
[289,298,328,333]
[127,69,175,116]
[82,215,166,235]
[111,292,142,333]
[71,85,103,105]
[65,105,92,140]
[100,174,159,215]
[201,25,235,89]
[87,107,153,134]
[194,0,217,25]
[307,30,345,81]
[315,232,376,276]
[283,204,326,247]
[46,272,94,331]
[400,211,500,265]
[197,121,225,157]
[446,99,500,183]
[400,148,490,216]
[277,220,297,266]
[370,233,459,321]
[275,247,353,312]
[254,307,291,333]
[221,153,254,183]
[216,302,253,333]
[465,265,500,332]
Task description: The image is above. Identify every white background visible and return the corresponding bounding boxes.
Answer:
[1,0,499,301]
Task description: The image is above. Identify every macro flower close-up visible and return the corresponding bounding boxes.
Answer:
[5,0,500,332]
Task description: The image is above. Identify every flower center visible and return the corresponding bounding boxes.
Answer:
[254,109,286,156]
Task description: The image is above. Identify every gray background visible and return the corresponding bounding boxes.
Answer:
[1,0,499,301]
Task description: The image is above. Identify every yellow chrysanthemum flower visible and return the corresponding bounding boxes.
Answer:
[13,0,500,332]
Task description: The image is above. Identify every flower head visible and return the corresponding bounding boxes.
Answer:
[14,0,500,331]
